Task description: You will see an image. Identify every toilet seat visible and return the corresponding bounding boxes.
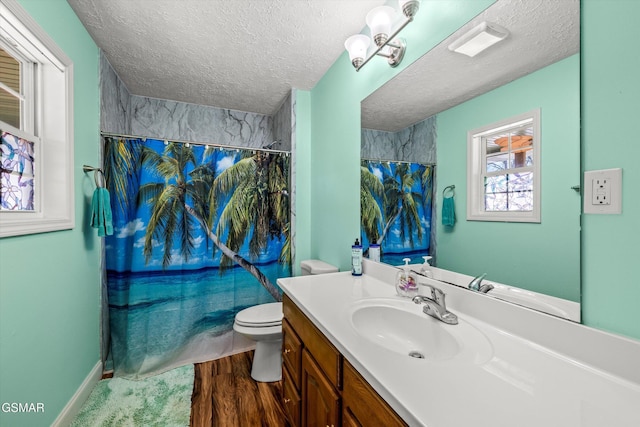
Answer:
[235,302,283,328]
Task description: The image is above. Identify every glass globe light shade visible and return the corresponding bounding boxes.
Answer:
[366,6,395,46]
[344,34,371,68]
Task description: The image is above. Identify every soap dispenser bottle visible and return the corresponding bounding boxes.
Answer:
[420,256,433,278]
[396,258,418,298]
[351,238,363,276]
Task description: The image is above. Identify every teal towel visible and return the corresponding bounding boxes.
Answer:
[442,196,455,226]
[90,187,113,236]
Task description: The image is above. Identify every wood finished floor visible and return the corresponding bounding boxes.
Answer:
[190,351,289,427]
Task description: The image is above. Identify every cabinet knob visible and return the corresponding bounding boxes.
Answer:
[284,398,291,404]
[284,348,291,354]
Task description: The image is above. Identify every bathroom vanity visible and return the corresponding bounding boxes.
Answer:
[277,260,640,427]
[282,293,406,426]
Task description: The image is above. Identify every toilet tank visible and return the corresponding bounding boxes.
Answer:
[300,259,338,276]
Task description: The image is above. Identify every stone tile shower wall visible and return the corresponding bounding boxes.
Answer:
[100,53,131,134]
[100,51,290,151]
[272,91,293,152]
[361,115,436,164]
[128,96,274,147]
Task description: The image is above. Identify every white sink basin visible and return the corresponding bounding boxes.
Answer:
[349,298,493,363]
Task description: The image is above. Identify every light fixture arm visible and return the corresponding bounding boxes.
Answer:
[355,16,413,72]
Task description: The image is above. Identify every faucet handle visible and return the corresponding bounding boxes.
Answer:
[469,273,487,291]
[431,287,446,307]
[415,285,447,308]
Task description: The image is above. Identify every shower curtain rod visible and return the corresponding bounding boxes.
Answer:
[361,157,435,166]
[100,131,290,155]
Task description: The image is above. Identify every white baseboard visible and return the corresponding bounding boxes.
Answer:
[51,360,102,427]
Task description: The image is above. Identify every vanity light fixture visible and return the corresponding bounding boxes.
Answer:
[344,0,420,72]
[448,21,509,57]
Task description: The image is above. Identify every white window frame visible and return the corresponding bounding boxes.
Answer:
[0,0,74,237]
[467,109,541,223]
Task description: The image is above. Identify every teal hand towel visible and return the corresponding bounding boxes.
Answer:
[91,187,113,236]
[442,196,455,226]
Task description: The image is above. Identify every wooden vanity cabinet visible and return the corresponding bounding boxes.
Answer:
[283,294,341,426]
[282,294,406,427]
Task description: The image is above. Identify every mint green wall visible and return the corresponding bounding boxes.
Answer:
[307,0,494,271]
[436,55,581,301]
[581,0,640,340]
[0,1,100,426]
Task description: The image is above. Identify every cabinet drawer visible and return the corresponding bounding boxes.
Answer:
[283,294,342,389]
[283,365,301,427]
[343,360,407,427]
[282,319,302,389]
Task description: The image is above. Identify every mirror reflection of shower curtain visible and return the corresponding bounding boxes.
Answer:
[103,137,291,379]
[360,160,433,266]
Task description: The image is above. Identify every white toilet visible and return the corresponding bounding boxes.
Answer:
[233,259,338,382]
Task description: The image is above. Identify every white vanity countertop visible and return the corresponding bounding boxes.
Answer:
[277,265,640,427]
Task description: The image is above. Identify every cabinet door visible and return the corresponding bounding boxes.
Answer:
[283,366,301,427]
[342,361,407,427]
[283,319,302,388]
[301,349,340,427]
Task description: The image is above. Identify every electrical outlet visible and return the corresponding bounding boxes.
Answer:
[592,178,611,205]
[584,169,622,214]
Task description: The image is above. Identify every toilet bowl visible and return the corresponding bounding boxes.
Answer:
[234,259,338,382]
[233,302,284,382]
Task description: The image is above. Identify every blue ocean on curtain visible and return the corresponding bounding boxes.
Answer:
[360,160,433,265]
[103,137,291,378]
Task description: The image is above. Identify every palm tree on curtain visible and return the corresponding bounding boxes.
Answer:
[378,162,424,248]
[212,150,290,272]
[421,165,434,252]
[421,165,433,216]
[136,142,285,302]
[103,137,146,219]
[360,162,385,244]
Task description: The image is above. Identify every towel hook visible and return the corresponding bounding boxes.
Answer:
[443,184,455,197]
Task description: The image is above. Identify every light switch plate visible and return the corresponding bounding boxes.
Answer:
[583,168,622,214]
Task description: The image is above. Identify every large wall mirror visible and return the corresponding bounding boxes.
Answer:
[360,0,580,320]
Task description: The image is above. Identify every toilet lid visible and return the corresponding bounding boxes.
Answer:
[235,302,283,327]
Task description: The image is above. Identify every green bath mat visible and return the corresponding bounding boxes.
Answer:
[70,364,194,426]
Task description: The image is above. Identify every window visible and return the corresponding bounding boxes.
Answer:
[0,46,25,129]
[0,0,74,237]
[467,109,540,223]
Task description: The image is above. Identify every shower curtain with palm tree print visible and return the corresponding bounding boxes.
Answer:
[103,137,291,378]
[361,160,433,265]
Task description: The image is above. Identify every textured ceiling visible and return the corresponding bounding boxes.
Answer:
[362,0,580,131]
[67,0,385,115]
[68,0,579,125]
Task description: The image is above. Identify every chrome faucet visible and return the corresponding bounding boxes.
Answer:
[412,285,458,325]
[468,273,493,293]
